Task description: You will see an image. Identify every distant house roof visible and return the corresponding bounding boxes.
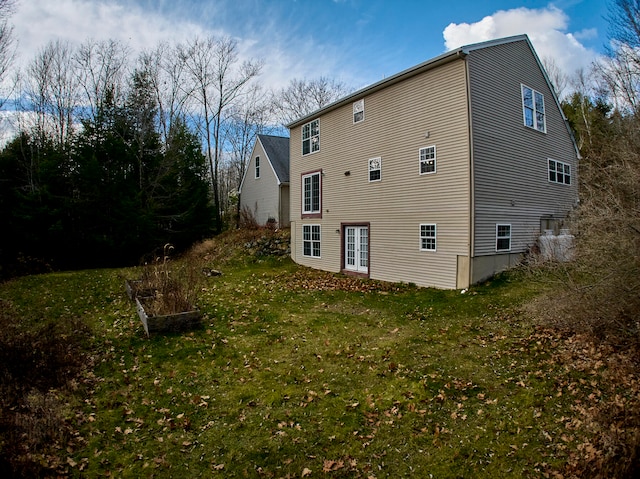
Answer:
[258,134,290,184]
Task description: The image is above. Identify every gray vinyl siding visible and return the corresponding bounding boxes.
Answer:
[240,141,281,226]
[290,59,471,289]
[467,40,578,257]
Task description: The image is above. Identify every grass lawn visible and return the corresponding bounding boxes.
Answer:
[0,231,625,478]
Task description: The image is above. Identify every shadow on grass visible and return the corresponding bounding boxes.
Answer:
[0,299,93,478]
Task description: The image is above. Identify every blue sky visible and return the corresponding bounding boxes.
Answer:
[13,0,609,92]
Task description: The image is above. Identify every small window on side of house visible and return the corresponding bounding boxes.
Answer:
[302,119,320,155]
[255,156,260,179]
[302,224,321,258]
[419,146,436,175]
[420,224,436,251]
[496,224,512,252]
[369,157,381,182]
[548,159,571,185]
[353,99,364,123]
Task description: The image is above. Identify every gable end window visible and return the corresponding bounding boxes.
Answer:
[255,156,260,179]
[353,99,364,123]
[496,224,512,252]
[420,224,436,251]
[369,157,381,182]
[522,85,546,132]
[302,171,321,218]
[419,146,436,175]
[303,224,321,258]
[548,159,571,185]
[302,119,320,155]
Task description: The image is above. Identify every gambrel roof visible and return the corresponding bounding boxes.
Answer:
[288,36,564,131]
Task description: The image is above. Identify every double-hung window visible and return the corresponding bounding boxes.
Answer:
[548,159,571,185]
[302,119,320,155]
[419,146,436,174]
[255,156,260,179]
[353,99,364,123]
[302,171,321,218]
[496,224,512,252]
[369,157,381,182]
[303,224,321,258]
[522,85,546,132]
[420,224,436,251]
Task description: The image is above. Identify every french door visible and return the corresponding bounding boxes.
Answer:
[344,226,369,274]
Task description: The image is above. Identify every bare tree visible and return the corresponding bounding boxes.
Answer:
[74,39,130,122]
[542,56,569,101]
[0,0,16,105]
[272,76,352,125]
[178,36,262,232]
[597,0,640,113]
[22,40,79,147]
[137,43,189,145]
[225,85,272,190]
[607,0,640,50]
[222,84,274,224]
[596,44,640,113]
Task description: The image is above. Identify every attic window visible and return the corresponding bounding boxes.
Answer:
[522,85,546,132]
[353,99,364,123]
[255,156,260,179]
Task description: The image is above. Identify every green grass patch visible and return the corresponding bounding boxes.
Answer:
[0,233,612,478]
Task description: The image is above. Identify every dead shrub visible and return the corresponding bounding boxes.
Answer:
[529,145,640,347]
[137,244,203,316]
[239,205,260,229]
[526,112,640,478]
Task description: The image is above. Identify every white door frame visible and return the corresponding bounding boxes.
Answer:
[343,224,369,275]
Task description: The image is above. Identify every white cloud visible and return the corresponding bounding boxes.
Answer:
[443,6,600,76]
[9,0,326,92]
[11,0,223,73]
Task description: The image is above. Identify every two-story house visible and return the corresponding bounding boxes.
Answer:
[239,134,290,227]
[287,35,579,290]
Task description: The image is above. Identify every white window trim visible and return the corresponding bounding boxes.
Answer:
[548,158,571,185]
[420,223,437,251]
[302,119,320,155]
[521,84,546,133]
[419,145,437,175]
[254,156,260,179]
[496,224,512,252]
[301,171,322,216]
[302,224,321,258]
[368,157,381,182]
[353,99,364,124]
